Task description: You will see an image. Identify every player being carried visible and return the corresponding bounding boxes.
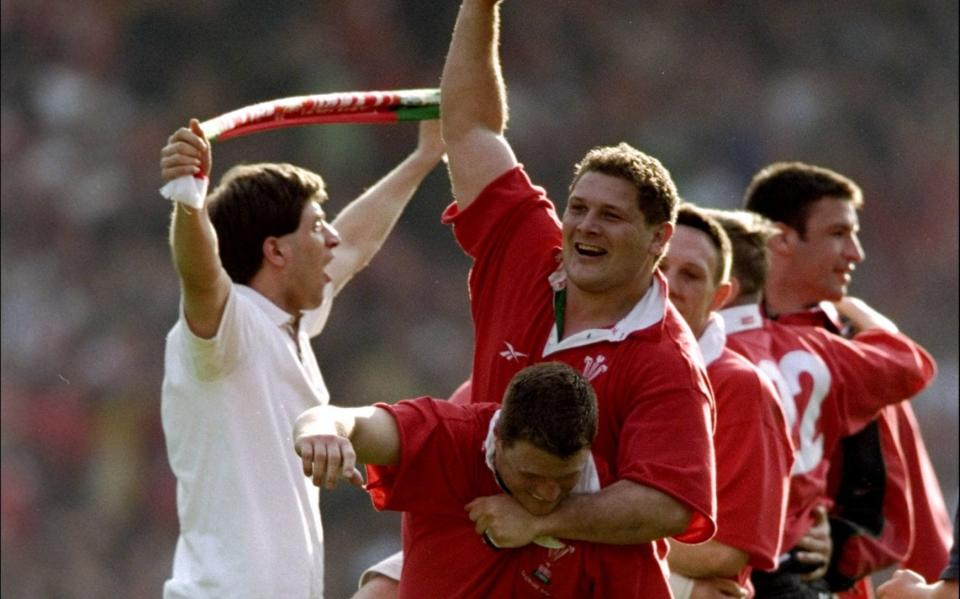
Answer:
[295,362,660,598]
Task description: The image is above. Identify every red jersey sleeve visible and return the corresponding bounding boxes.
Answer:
[441,166,561,263]
[440,165,565,407]
[365,399,497,514]
[815,328,936,434]
[709,349,794,571]
[609,316,717,544]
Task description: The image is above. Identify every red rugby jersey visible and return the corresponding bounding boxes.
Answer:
[441,166,717,597]
[720,304,936,552]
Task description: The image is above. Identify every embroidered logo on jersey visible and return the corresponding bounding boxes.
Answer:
[522,545,577,595]
[582,355,608,381]
[499,341,529,362]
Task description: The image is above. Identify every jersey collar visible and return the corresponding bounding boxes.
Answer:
[697,313,727,367]
[236,285,298,328]
[719,303,765,335]
[543,271,668,357]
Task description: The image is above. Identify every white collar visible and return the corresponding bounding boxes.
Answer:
[236,283,333,332]
[543,271,668,357]
[697,313,727,367]
[236,285,299,328]
[719,303,764,335]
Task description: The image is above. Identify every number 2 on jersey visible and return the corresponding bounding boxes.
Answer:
[758,351,832,475]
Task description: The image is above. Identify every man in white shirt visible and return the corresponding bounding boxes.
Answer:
[159,118,445,598]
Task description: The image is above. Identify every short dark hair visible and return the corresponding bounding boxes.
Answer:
[496,362,598,458]
[206,163,327,284]
[570,142,679,227]
[744,162,862,237]
[676,203,732,285]
[704,209,779,301]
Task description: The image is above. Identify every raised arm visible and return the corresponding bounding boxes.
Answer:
[162,119,231,339]
[326,120,446,295]
[293,405,400,490]
[441,0,518,208]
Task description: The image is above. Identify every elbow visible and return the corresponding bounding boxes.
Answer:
[662,502,694,538]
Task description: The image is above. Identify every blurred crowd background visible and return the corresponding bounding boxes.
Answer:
[1,1,957,597]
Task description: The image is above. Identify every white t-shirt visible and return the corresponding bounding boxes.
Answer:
[162,284,332,599]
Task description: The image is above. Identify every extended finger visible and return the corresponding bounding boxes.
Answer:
[167,127,190,144]
[161,139,204,159]
[167,127,205,148]
[161,154,203,172]
[340,442,358,479]
[311,444,329,488]
[324,443,343,490]
[298,441,314,476]
[189,118,208,142]
[345,467,365,488]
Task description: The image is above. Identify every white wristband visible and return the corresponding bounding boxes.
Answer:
[160,174,209,209]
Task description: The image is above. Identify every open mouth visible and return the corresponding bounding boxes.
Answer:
[575,242,606,257]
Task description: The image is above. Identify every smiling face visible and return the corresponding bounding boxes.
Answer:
[661,224,730,338]
[278,200,341,311]
[780,197,864,303]
[561,171,669,298]
[493,439,589,517]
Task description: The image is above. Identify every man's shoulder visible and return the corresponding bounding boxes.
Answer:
[628,305,703,369]
[710,348,779,405]
[710,346,762,381]
[444,165,561,259]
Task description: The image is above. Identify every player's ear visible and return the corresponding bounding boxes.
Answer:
[767,222,795,256]
[723,277,742,307]
[710,281,733,312]
[649,222,674,257]
[262,236,290,269]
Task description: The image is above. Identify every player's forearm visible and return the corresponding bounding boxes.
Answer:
[441,0,507,143]
[667,539,749,578]
[835,296,898,334]
[536,479,692,544]
[169,203,231,337]
[327,148,442,293]
[295,405,357,440]
[294,405,400,466]
[170,203,225,290]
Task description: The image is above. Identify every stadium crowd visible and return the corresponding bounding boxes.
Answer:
[1,1,957,597]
